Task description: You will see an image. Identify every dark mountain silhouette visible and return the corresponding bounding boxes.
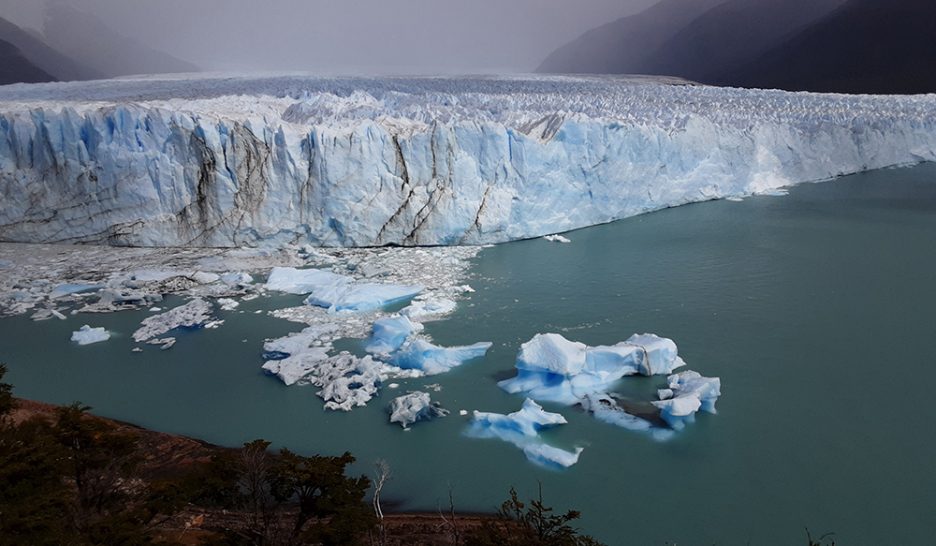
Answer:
[43,2,198,78]
[639,0,847,84]
[0,16,100,81]
[725,0,936,94]
[0,38,55,85]
[537,0,726,75]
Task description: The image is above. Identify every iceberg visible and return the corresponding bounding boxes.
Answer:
[264,267,346,295]
[653,371,721,430]
[305,282,423,313]
[388,391,449,428]
[364,315,424,354]
[70,325,110,345]
[132,298,214,342]
[467,399,582,469]
[1,75,934,248]
[400,298,458,321]
[499,333,684,404]
[389,340,492,376]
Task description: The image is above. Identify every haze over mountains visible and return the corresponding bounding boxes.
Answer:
[0,2,195,85]
[539,0,936,94]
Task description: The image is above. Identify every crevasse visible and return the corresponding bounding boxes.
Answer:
[1,75,934,248]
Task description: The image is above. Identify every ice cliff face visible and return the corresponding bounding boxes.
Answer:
[1,75,934,248]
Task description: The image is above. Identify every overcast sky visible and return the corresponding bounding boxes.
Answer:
[0,0,658,73]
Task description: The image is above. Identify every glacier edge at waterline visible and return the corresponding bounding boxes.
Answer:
[1,75,934,248]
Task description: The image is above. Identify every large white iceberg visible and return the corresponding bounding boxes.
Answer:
[499,333,684,404]
[467,399,582,469]
[2,75,934,248]
[500,332,720,437]
[70,325,110,345]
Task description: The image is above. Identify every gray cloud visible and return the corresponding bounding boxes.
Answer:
[0,0,657,73]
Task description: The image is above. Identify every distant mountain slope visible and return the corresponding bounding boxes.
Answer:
[0,16,99,82]
[536,0,726,74]
[0,38,54,85]
[639,0,846,84]
[724,0,936,94]
[43,3,198,78]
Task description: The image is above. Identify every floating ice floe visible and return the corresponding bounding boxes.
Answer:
[498,333,684,405]
[388,391,449,429]
[653,371,721,430]
[364,316,424,354]
[264,267,347,295]
[543,234,572,243]
[70,325,110,345]
[400,298,458,321]
[499,332,720,439]
[467,399,583,469]
[217,298,240,311]
[390,340,493,376]
[50,283,103,299]
[305,282,423,313]
[132,298,215,343]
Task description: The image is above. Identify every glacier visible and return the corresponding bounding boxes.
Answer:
[1,74,934,248]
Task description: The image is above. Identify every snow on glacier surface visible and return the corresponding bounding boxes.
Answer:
[1,74,934,248]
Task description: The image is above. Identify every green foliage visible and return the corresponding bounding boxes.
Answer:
[466,486,605,546]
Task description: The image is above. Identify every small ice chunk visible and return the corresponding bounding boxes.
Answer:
[459,410,468,416]
[217,298,240,311]
[132,299,214,342]
[264,267,347,295]
[220,272,254,286]
[191,271,220,284]
[305,282,423,312]
[388,383,400,389]
[390,340,492,376]
[70,325,110,345]
[131,347,143,353]
[401,298,458,320]
[51,309,66,320]
[388,391,449,428]
[543,234,572,243]
[657,389,674,400]
[364,315,423,354]
[522,444,583,469]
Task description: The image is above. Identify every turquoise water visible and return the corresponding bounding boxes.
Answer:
[3,164,936,545]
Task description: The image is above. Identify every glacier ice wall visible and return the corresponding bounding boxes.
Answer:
[1,75,935,247]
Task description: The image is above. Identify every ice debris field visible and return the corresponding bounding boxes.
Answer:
[1,74,935,248]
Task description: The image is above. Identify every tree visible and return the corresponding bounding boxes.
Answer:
[466,486,605,546]
[270,448,374,545]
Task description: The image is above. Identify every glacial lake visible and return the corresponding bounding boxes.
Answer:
[3,163,936,545]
